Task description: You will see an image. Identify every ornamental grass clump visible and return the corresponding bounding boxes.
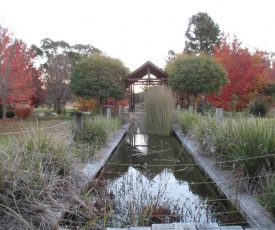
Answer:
[191,114,220,154]
[191,115,275,191]
[175,109,200,133]
[0,128,80,229]
[73,115,122,147]
[215,118,275,189]
[143,85,176,136]
[259,177,275,216]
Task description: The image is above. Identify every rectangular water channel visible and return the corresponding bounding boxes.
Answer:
[99,128,249,228]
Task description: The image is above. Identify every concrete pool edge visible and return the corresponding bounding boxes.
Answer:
[172,124,275,230]
[81,123,130,181]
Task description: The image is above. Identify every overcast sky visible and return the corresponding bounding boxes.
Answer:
[1,0,275,71]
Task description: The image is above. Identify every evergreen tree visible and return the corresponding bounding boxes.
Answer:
[184,12,221,55]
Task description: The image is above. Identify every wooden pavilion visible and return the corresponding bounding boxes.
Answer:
[124,61,169,111]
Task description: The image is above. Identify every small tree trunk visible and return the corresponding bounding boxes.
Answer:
[99,98,103,115]
[187,93,190,108]
[193,93,198,112]
[2,96,7,119]
[54,101,62,115]
[1,88,7,119]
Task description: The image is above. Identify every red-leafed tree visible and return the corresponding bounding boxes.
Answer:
[0,25,40,118]
[29,67,47,108]
[206,36,269,111]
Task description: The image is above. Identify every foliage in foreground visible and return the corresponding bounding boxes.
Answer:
[0,116,122,229]
[176,110,275,216]
[143,85,175,136]
[0,128,81,229]
[62,171,182,228]
[258,177,275,216]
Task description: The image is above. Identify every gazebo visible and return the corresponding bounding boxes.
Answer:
[124,61,169,111]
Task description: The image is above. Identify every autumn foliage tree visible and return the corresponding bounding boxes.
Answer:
[0,26,41,118]
[206,36,269,111]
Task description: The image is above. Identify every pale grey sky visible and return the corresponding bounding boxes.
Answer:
[1,0,274,71]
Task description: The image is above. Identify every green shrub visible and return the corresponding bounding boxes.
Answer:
[143,85,176,136]
[6,110,15,118]
[249,96,271,117]
[175,109,200,133]
[74,115,122,147]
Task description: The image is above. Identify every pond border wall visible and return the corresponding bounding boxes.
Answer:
[172,124,275,230]
[80,123,130,180]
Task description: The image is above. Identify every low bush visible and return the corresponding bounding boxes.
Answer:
[0,105,14,118]
[175,109,200,133]
[6,110,15,118]
[73,115,122,148]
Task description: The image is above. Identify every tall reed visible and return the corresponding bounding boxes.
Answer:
[143,85,176,136]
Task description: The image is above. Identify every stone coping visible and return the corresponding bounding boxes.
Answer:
[80,123,130,180]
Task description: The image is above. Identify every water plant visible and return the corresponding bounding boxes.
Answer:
[143,85,176,136]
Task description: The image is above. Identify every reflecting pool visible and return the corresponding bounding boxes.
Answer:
[101,128,247,227]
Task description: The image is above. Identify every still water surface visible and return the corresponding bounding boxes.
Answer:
[102,128,246,226]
